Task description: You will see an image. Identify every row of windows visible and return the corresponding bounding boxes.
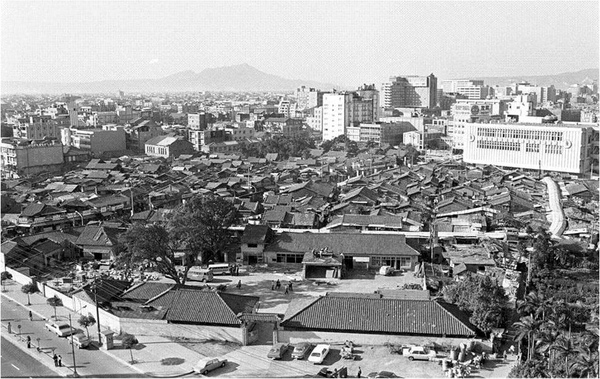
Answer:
[525,143,539,153]
[477,128,563,141]
[371,256,412,268]
[477,140,520,151]
[276,253,304,264]
[545,145,563,154]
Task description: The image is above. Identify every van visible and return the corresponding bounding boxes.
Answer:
[207,263,231,276]
[187,267,214,282]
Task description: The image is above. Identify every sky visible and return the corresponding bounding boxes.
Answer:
[1,1,598,87]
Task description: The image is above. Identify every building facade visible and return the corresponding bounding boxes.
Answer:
[61,127,127,155]
[12,116,61,140]
[295,86,325,110]
[1,138,64,177]
[145,135,195,158]
[449,99,507,149]
[188,129,227,151]
[382,74,437,109]
[463,122,599,174]
[188,112,208,130]
[322,88,379,141]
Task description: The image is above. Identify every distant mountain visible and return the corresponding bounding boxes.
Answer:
[469,68,598,90]
[1,64,341,94]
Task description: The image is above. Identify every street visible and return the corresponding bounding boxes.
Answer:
[1,336,60,378]
[1,296,143,378]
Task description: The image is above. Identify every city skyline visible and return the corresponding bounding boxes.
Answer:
[1,1,598,87]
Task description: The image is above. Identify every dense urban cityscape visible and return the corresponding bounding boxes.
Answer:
[1,2,599,379]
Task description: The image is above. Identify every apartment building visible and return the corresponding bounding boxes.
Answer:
[12,116,61,140]
[188,129,227,151]
[346,122,413,145]
[322,86,379,141]
[381,74,437,109]
[61,127,126,155]
[188,112,208,130]
[463,122,599,174]
[449,99,507,149]
[441,79,491,100]
[295,86,325,110]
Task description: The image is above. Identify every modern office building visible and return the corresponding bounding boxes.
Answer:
[347,122,417,145]
[1,138,64,177]
[449,99,507,149]
[381,74,437,109]
[463,122,599,174]
[440,79,491,100]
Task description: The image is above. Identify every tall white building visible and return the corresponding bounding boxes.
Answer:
[441,79,490,100]
[322,93,350,141]
[449,99,507,149]
[463,122,598,174]
[382,74,437,109]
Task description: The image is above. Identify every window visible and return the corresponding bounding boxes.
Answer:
[276,253,304,263]
[247,243,258,248]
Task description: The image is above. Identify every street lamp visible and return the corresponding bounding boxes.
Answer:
[68,314,78,377]
[92,277,102,346]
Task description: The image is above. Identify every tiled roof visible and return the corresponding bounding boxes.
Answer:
[75,224,123,247]
[265,232,419,257]
[282,295,478,337]
[121,282,174,302]
[146,287,258,326]
[20,203,45,217]
[241,225,271,244]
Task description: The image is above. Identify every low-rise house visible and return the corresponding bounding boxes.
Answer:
[145,135,194,159]
[325,214,403,232]
[279,293,480,346]
[75,223,125,261]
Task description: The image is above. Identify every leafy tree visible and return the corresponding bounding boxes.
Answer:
[169,194,238,265]
[47,295,63,320]
[514,315,541,361]
[78,314,96,338]
[1,271,12,291]
[121,333,139,364]
[441,273,509,333]
[508,360,549,378]
[552,335,579,378]
[21,282,38,306]
[571,345,599,378]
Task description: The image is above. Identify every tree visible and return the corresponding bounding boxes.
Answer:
[514,315,541,361]
[121,333,139,364]
[21,282,38,306]
[47,295,63,320]
[571,345,599,378]
[119,223,182,284]
[169,194,238,265]
[552,335,579,378]
[441,273,509,333]
[78,314,96,338]
[1,271,12,292]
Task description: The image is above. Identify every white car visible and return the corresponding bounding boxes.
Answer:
[308,344,330,364]
[403,346,437,361]
[45,322,76,337]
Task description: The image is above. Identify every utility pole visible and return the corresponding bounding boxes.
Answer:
[93,277,102,346]
[68,314,78,377]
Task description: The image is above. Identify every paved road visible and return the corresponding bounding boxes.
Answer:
[1,336,60,378]
[1,296,142,378]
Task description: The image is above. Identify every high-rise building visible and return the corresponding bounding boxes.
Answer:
[381,74,437,109]
[295,86,325,110]
[440,79,491,100]
[188,112,208,130]
[449,99,507,149]
[322,86,379,141]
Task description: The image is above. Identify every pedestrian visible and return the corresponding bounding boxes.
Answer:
[237,280,242,289]
[271,281,275,290]
[235,266,240,276]
[332,368,338,378]
[28,310,33,321]
[284,286,289,295]
[53,354,58,366]
[288,282,293,292]
[357,366,362,378]
[7,322,11,334]
[58,355,62,367]
[276,279,281,289]
[26,336,31,348]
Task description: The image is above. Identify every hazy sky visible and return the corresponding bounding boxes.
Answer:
[1,1,598,86]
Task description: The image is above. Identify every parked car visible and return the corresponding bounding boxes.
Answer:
[193,357,227,375]
[367,371,399,378]
[308,344,330,364]
[267,343,289,360]
[378,266,395,276]
[403,345,437,361]
[44,322,76,337]
[68,333,90,349]
[292,342,313,360]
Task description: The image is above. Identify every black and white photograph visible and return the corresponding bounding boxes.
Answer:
[0,1,598,378]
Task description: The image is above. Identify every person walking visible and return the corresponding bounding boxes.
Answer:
[357,366,362,378]
[53,354,58,366]
[28,310,33,321]
[7,322,11,334]
[26,336,31,348]
[288,282,293,292]
[271,281,275,290]
[58,355,62,367]
[284,286,289,295]
[236,280,242,289]
[276,279,281,289]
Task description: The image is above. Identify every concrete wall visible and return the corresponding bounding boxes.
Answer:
[39,283,74,310]
[72,296,121,333]
[119,319,244,343]
[5,267,32,285]
[278,329,487,350]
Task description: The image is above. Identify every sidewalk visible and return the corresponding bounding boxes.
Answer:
[1,280,203,377]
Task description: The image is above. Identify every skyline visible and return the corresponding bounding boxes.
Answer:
[1,1,599,87]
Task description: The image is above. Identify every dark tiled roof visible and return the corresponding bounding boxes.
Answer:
[265,232,419,257]
[241,225,271,244]
[146,287,258,326]
[282,295,478,337]
[20,203,46,217]
[75,225,124,247]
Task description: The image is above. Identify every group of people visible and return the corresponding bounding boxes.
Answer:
[53,353,62,367]
[271,279,293,294]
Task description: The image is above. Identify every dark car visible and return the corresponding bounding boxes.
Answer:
[267,343,289,360]
[292,342,313,360]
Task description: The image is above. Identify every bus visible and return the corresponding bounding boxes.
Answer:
[187,267,214,282]
[207,263,231,275]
